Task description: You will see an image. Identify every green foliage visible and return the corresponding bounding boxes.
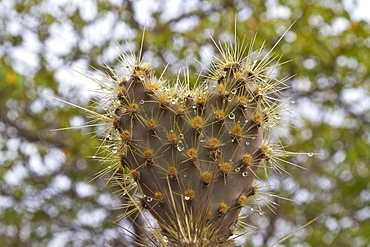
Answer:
[1,0,370,246]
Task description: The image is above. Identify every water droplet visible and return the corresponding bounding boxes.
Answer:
[246,142,250,145]
[139,75,145,80]
[259,212,264,216]
[307,152,314,157]
[184,196,191,201]
[242,172,248,177]
[140,99,145,104]
[108,166,112,169]
[235,167,241,172]
[112,146,118,153]
[126,76,130,80]
[250,208,254,212]
[92,156,97,159]
[251,137,256,140]
[231,88,237,95]
[198,133,205,142]
[171,95,179,104]
[146,197,153,202]
[245,119,249,123]
[291,100,296,104]
[258,91,264,96]
[274,114,281,120]
[192,103,197,109]
[177,142,184,152]
[179,134,184,139]
[228,112,235,120]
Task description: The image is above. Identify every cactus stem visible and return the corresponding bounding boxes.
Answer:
[64,27,307,246]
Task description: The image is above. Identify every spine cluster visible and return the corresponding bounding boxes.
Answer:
[94,39,292,246]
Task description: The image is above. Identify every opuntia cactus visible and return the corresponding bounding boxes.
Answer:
[90,36,296,246]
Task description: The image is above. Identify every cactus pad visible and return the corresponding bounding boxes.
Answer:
[90,37,295,246]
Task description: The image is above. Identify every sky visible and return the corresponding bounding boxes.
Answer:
[344,0,370,21]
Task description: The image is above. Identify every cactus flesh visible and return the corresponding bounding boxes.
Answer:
[90,37,295,246]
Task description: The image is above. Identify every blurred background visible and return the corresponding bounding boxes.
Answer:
[1,0,370,246]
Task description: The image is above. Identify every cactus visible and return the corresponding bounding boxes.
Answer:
[87,35,299,246]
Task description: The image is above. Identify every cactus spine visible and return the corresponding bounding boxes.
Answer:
[91,36,294,246]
